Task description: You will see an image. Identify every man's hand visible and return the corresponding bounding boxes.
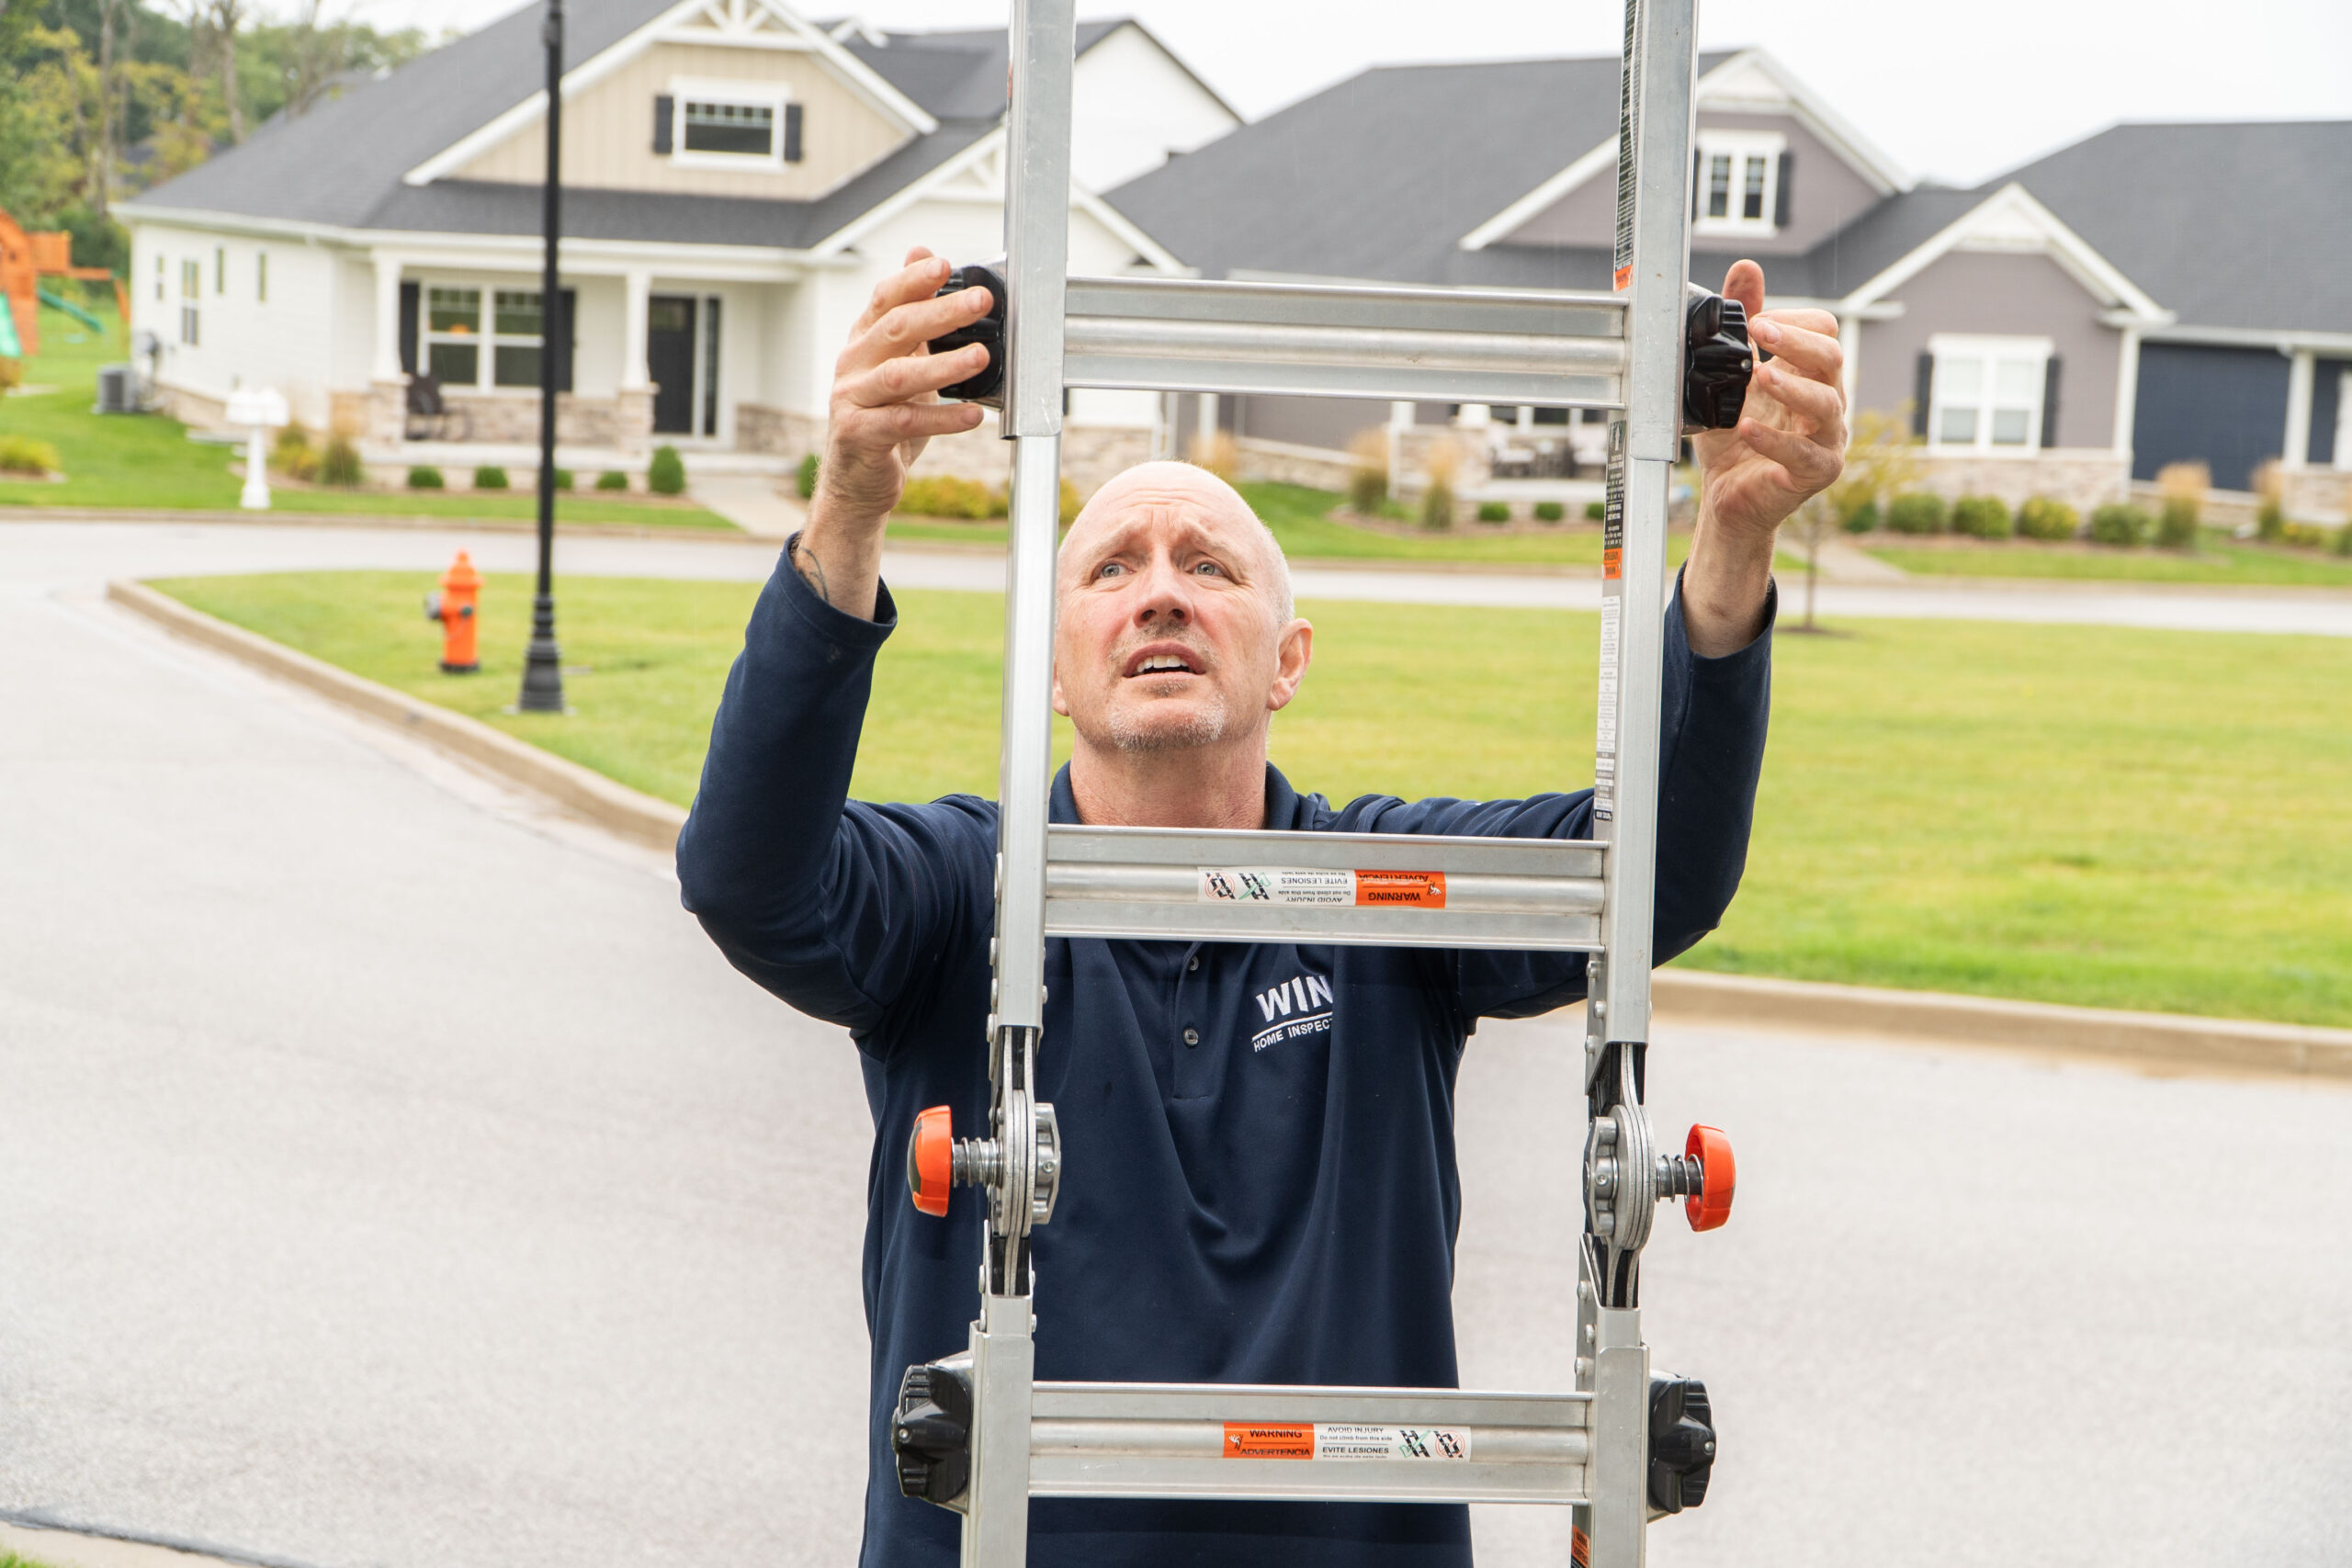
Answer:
[795,248,994,616]
[1682,259,1847,655]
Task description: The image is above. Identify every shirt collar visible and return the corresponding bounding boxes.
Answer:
[1049,761,1307,829]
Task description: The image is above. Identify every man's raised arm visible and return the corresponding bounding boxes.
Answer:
[673,252,999,1036]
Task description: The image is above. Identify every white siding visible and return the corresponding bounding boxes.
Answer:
[130,221,341,428]
[1070,24,1238,192]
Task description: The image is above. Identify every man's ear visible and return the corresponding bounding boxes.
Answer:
[1266,619,1314,713]
[1050,665,1070,717]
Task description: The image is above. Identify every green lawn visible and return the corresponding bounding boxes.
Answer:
[153,569,2352,1029]
[1865,533,2352,588]
[0,302,734,528]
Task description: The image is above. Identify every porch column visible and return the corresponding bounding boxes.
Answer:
[2282,348,2315,470]
[370,254,404,382]
[621,269,652,390]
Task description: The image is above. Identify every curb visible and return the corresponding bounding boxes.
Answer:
[1653,969,2352,1082]
[0,1517,301,1568]
[107,580,2352,1083]
[107,580,686,854]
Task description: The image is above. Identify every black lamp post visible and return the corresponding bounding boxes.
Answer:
[516,0,567,714]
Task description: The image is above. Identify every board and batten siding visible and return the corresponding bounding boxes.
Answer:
[455,42,911,200]
[2131,344,2291,492]
[1856,249,2121,452]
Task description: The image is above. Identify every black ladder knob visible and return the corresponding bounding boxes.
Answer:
[927,261,1008,408]
[1681,291,1755,434]
[892,1361,974,1508]
[1648,1373,1717,1514]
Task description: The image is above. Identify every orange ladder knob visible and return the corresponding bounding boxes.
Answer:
[1684,1124,1736,1232]
[908,1105,956,1217]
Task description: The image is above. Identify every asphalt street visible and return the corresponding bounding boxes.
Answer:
[9,516,2352,634]
[2,522,2348,1568]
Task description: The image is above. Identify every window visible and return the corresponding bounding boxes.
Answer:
[257,252,267,303]
[1928,335,2051,453]
[664,81,798,167]
[154,254,164,302]
[179,259,201,344]
[422,284,560,389]
[215,246,226,294]
[1694,130,1784,236]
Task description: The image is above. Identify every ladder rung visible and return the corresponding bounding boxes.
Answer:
[1027,1382,1589,1506]
[1043,826,1605,952]
[1062,275,1627,406]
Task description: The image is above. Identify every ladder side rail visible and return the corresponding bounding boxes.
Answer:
[965,2,1077,1566]
[1582,4,1701,1567]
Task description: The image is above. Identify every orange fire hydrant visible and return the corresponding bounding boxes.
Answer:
[424,551,481,672]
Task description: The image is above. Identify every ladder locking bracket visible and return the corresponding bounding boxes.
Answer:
[892,1359,974,1509]
[905,1101,1062,1225]
[928,260,1008,408]
[1681,288,1754,434]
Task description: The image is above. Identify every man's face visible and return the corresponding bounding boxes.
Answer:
[1052,464,1309,755]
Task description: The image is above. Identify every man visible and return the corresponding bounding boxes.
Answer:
[677,249,1845,1566]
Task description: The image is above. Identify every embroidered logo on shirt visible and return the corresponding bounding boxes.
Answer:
[1250,973,1333,1053]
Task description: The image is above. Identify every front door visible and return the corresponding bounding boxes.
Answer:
[648,295,697,435]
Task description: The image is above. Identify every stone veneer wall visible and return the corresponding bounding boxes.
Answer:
[2283,468,2351,520]
[734,403,1156,498]
[1916,449,2130,513]
[1232,436,1355,491]
[735,402,826,463]
[1392,428,1490,498]
[431,390,652,451]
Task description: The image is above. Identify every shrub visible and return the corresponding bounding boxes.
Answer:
[1345,428,1388,515]
[2154,460,2207,549]
[1060,477,1083,525]
[2281,520,2327,549]
[2088,502,2152,547]
[0,356,20,390]
[319,434,364,487]
[1949,495,2011,540]
[406,465,445,490]
[1534,500,1566,523]
[1840,499,1880,534]
[2335,523,2352,558]
[271,422,319,480]
[549,468,575,491]
[0,434,62,475]
[1884,492,1948,536]
[899,473,1001,519]
[1188,430,1238,480]
[796,452,820,499]
[647,445,686,495]
[595,469,629,491]
[2016,496,2079,541]
[471,465,509,491]
[2253,459,2286,542]
[1584,500,1605,521]
[1419,480,1455,530]
[1476,501,1510,524]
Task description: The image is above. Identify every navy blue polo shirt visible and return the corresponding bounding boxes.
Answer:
[677,547,1772,1568]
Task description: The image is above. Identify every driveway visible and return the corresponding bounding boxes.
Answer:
[1,525,2347,1568]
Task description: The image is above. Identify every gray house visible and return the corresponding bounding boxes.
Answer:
[1111,49,2352,517]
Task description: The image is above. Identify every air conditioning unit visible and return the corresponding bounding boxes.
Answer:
[95,364,138,414]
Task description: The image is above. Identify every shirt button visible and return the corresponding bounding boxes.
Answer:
[1182,1027,1200,1046]
[1187,954,1200,972]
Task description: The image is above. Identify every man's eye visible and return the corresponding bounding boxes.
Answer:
[1096,561,1126,579]
[1193,560,1225,577]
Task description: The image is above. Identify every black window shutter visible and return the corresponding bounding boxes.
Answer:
[784,103,804,163]
[398,281,419,376]
[2041,355,2062,447]
[653,95,673,154]
[553,288,576,394]
[1774,152,1792,228]
[1913,352,1934,437]
[1691,151,1701,219]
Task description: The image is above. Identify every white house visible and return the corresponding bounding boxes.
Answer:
[120,2,1240,491]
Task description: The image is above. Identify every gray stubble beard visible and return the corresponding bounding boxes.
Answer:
[1102,688,1234,753]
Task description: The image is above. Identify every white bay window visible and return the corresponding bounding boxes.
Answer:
[1928,334,2052,453]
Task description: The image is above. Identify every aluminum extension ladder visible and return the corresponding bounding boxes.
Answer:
[888,1,1753,1562]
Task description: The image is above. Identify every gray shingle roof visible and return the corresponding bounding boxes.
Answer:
[124,0,1013,248]
[1107,52,1732,292]
[842,20,1126,121]
[1114,54,2352,336]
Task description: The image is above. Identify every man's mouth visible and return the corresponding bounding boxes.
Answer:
[1122,645,1204,678]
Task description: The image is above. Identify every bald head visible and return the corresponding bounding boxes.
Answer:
[1062,460,1294,622]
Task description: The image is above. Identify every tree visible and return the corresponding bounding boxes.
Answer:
[1790,406,1923,632]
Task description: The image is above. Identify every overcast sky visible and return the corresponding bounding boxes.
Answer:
[334,0,2352,187]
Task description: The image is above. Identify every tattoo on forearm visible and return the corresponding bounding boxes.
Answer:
[792,538,832,605]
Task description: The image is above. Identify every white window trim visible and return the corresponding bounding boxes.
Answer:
[667,77,792,171]
[1693,128,1785,239]
[420,281,556,392]
[2333,369,2352,473]
[1927,333,2052,457]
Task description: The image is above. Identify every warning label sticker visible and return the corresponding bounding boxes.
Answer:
[1199,868,1447,909]
[1222,1423,1473,1461]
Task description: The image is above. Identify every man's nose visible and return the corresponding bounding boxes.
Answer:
[1130,555,1194,625]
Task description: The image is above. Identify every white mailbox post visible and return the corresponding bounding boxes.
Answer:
[225,388,290,511]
